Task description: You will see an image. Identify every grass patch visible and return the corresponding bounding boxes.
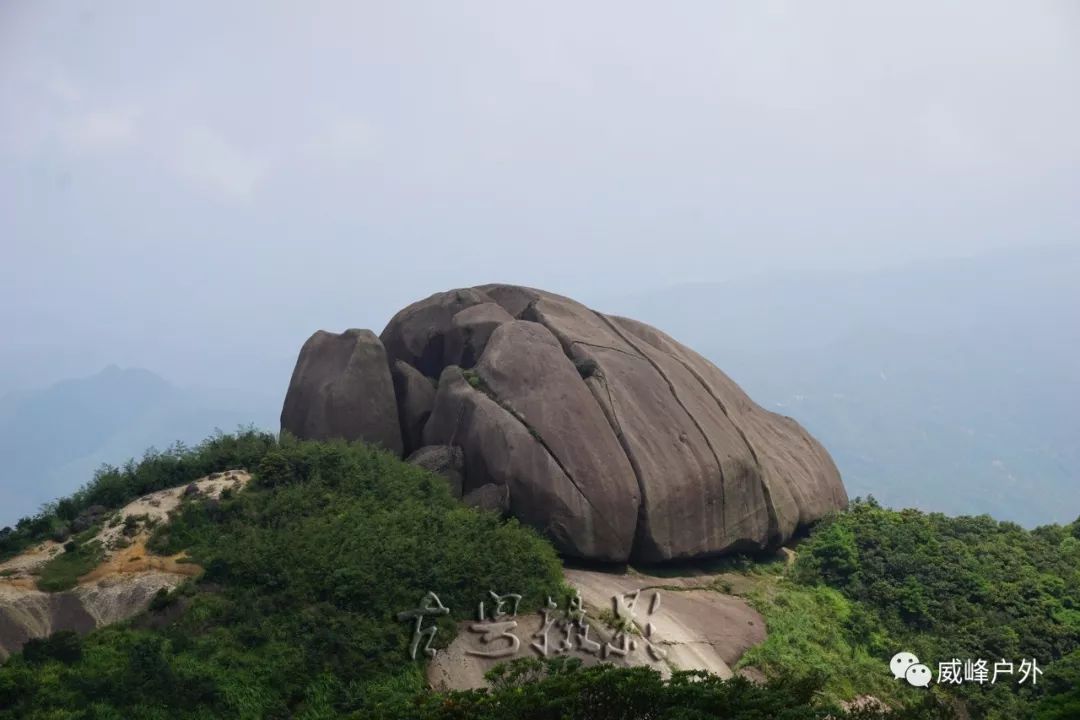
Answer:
[737,579,905,707]
[71,524,102,546]
[35,540,104,592]
[596,607,640,635]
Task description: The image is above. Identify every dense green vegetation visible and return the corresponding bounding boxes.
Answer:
[1035,649,1080,720]
[737,579,900,706]
[2,433,1078,719]
[377,657,950,720]
[0,436,564,719]
[786,498,1080,719]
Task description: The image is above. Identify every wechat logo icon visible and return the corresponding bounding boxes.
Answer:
[891,652,932,688]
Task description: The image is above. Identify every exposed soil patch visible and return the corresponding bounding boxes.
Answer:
[0,471,251,660]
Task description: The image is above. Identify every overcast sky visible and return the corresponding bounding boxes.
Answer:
[2,1,1078,396]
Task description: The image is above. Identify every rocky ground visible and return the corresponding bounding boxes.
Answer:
[428,560,777,690]
[0,470,249,660]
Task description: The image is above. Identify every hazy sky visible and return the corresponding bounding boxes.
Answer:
[2,1,1078,396]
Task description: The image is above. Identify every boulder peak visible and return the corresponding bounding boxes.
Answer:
[281,285,848,562]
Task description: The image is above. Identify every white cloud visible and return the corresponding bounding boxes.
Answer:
[44,70,82,104]
[61,105,142,151]
[171,126,269,200]
[916,104,996,171]
[302,117,376,165]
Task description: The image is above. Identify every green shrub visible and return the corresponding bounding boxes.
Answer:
[738,581,899,707]
[0,436,564,719]
[380,657,951,720]
[21,632,83,666]
[794,499,1080,719]
[573,358,600,379]
[148,587,175,612]
[1,428,275,560]
[35,540,103,592]
[1036,649,1080,720]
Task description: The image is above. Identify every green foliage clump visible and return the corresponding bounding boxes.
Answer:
[0,428,276,561]
[462,369,483,390]
[738,582,900,707]
[5,435,1078,720]
[35,540,104,592]
[20,631,84,666]
[0,434,564,719]
[383,657,950,720]
[792,498,1080,719]
[574,358,600,379]
[1035,649,1080,720]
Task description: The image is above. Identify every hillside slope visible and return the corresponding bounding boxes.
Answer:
[1,433,1076,719]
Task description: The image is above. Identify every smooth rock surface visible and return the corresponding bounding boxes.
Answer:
[283,284,847,562]
[392,360,437,455]
[443,302,515,369]
[427,567,767,690]
[381,288,491,377]
[0,574,185,661]
[473,320,639,559]
[461,483,509,514]
[281,329,403,455]
[424,366,626,561]
[0,473,249,660]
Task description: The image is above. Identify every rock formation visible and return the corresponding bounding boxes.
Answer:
[0,575,183,661]
[428,567,768,691]
[281,329,403,456]
[407,445,465,499]
[281,285,848,562]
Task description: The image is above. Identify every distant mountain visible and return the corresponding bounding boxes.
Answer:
[0,366,278,527]
[608,246,1080,527]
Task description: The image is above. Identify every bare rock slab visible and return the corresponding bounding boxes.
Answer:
[427,567,767,691]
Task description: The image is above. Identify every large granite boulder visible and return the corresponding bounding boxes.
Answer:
[392,360,437,455]
[280,329,403,455]
[379,288,492,377]
[282,285,848,562]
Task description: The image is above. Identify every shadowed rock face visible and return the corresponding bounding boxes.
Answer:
[282,284,848,562]
[393,361,437,454]
[0,574,186,661]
